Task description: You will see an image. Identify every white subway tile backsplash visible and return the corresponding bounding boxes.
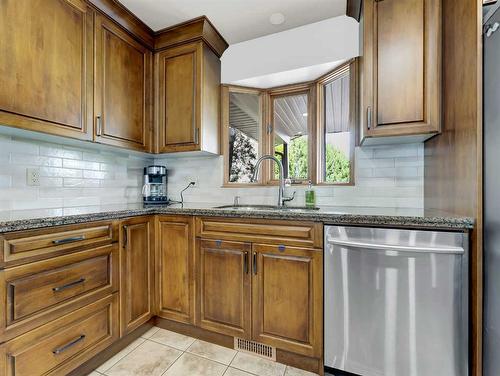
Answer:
[63,159,101,170]
[83,170,114,180]
[373,144,419,159]
[12,198,64,210]
[40,167,83,178]
[0,133,424,212]
[0,175,11,188]
[10,154,63,167]
[0,135,152,213]
[40,145,82,159]
[156,143,424,209]
[63,178,100,188]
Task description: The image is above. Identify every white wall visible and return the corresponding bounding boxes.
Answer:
[221,15,360,87]
[156,143,424,209]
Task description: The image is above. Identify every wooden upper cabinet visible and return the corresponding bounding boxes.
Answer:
[156,216,195,324]
[196,239,251,338]
[361,0,441,142]
[0,0,93,140]
[119,217,154,336]
[155,42,221,154]
[251,244,322,357]
[95,14,153,152]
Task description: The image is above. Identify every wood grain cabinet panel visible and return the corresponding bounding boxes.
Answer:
[0,0,93,139]
[0,244,118,343]
[252,244,322,357]
[0,221,116,268]
[95,14,153,152]
[197,239,251,338]
[195,217,323,248]
[120,217,154,336]
[156,216,195,323]
[155,42,220,154]
[0,294,119,376]
[361,0,441,141]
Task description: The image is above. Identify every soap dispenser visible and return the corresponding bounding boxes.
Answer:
[305,180,316,208]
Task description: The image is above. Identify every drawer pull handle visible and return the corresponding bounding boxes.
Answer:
[253,252,257,275]
[52,235,85,245]
[52,334,86,355]
[52,278,86,292]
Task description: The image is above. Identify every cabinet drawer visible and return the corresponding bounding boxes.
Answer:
[196,217,323,248]
[0,221,116,267]
[0,244,118,342]
[0,294,118,376]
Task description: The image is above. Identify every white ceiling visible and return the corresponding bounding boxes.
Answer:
[119,0,347,44]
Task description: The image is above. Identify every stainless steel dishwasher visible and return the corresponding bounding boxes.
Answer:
[324,226,469,376]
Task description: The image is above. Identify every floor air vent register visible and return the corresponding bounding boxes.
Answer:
[234,338,276,361]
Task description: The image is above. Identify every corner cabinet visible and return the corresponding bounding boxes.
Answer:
[155,216,195,324]
[360,0,441,143]
[94,14,153,152]
[119,217,154,336]
[0,0,93,140]
[155,41,221,154]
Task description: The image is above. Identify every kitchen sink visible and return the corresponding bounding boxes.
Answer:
[214,204,320,211]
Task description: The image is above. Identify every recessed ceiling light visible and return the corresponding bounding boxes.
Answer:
[270,13,285,25]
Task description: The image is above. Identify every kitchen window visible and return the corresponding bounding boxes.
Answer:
[222,59,357,186]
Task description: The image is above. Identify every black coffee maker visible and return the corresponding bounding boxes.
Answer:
[142,165,168,205]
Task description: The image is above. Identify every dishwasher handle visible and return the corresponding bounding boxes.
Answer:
[326,238,464,254]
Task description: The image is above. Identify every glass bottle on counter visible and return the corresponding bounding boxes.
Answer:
[305,180,316,208]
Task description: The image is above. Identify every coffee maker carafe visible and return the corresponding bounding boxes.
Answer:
[142,165,168,205]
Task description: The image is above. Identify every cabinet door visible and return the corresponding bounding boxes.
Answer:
[0,0,93,140]
[197,239,251,338]
[156,43,202,153]
[252,244,322,357]
[95,14,152,152]
[120,217,154,336]
[156,216,194,324]
[362,0,441,138]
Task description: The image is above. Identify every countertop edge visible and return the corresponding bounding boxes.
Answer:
[0,207,475,234]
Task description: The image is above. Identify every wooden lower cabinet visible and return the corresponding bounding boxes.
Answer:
[0,294,119,376]
[194,223,323,359]
[197,239,252,338]
[156,216,195,323]
[252,244,323,357]
[0,244,118,343]
[120,217,154,336]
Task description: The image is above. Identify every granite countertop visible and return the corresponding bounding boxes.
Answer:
[0,202,474,234]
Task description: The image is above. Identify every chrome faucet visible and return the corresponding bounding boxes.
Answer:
[251,155,295,207]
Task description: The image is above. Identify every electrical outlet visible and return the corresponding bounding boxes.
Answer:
[26,168,40,186]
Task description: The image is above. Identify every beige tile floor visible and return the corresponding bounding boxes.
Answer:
[87,326,319,376]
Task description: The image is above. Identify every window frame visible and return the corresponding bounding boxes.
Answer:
[221,84,266,186]
[315,59,358,186]
[220,58,358,187]
[266,82,316,185]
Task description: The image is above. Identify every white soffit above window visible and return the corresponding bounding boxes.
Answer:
[221,16,360,88]
[118,0,347,44]
[232,60,348,89]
